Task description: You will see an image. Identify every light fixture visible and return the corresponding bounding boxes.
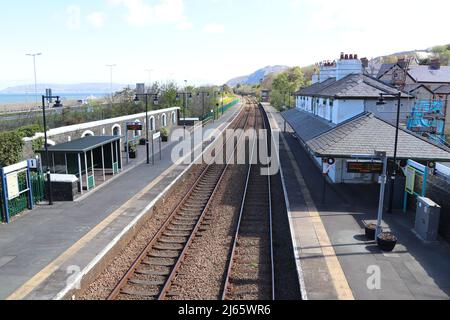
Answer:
[376,93,386,106]
[53,97,63,108]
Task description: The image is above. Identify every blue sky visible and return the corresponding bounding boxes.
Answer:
[1,0,449,90]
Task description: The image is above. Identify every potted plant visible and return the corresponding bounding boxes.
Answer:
[160,127,169,142]
[364,223,379,240]
[128,143,137,159]
[139,138,147,146]
[377,232,397,252]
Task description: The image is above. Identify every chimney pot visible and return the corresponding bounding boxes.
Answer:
[340,52,345,59]
[344,54,349,60]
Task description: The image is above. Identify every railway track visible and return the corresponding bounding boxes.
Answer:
[107,97,257,300]
[222,103,275,300]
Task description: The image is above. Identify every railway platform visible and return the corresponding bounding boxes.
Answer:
[263,103,450,300]
[0,101,243,300]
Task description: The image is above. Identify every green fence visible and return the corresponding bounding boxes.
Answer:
[0,171,45,222]
[202,99,239,121]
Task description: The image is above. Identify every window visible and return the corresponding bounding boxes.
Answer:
[329,99,334,106]
[161,114,167,127]
[323,98,328,105]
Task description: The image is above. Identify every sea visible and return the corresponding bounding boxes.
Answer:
[0,93,108,106]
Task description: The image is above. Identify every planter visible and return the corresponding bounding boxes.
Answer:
[129,151,137,159]
[377,232,397,252]
[139,138,147,146]
[365,223,378,240]
[161,136,168,142]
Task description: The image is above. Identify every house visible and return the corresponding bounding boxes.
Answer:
[285,53,450,184]
[377,59,450,92]
[434,85,450,132]
[295,53,413,125]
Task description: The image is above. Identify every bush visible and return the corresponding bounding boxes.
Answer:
[0,131,25,167]
[160,127,169,138]
[16,124,43,138]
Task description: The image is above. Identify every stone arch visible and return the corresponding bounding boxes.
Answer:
[149,116,156,131]
[112,124,122,136]
[82,130,95,138]
[171,111,177,125]
[161,114,167,127]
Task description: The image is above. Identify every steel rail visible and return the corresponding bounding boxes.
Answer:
[221,98,275,300]
[107,97,253,300]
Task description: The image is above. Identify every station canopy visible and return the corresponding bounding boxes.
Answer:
[282,109,450,162]
[41,136,121,153]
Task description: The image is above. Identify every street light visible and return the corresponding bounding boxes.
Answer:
[26,52,42,108]
[376,92,402,213]
[41,92,62,206]
[176,85,192,139]
[134,90,159,165]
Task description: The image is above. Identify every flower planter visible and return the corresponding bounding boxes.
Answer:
[129,151,137,159]
[377,233,397,252]
[161,136,168,142]
[365,223,378,240]
[139,138,147,146]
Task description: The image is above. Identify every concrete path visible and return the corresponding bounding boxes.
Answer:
[264,104,450,300]
[0,102,242,300]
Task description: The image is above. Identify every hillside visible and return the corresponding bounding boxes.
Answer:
[226,65,289,87]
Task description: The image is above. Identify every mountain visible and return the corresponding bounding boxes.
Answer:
[227,65,289,87]
[0,83,130,94]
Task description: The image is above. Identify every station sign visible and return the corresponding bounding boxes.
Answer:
[347,162,383,174]
[127,124,143,131]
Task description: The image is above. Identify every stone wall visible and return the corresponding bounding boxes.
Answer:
[22,107,180,159]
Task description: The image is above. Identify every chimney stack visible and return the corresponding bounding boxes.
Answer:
[430,58,441,70]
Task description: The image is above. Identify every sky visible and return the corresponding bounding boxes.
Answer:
[0,0,449,90]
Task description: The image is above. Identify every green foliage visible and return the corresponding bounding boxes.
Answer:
[160,127,169,138]
[268,67,306,109]
[31,137,45,153]
[431,44,450,65]
[16,124,43,138]
[0,131,25,167]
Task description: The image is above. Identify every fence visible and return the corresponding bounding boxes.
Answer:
[1,161,45,223]
[202,99,239,122]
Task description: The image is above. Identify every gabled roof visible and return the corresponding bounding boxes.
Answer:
[377,63,396,78]
[295,74,411,99]
[408,65,450,83]
[403,83,434,94]
[434,84,450,95]
[307,113,450,161]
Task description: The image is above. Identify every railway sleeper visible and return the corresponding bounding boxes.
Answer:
[148,250,181,258]
[143,258,176,266]
[154,243,185,251]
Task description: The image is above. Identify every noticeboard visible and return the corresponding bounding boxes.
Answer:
[153,132,161,140]
[405,166,416,195]
[6,172,20,200]
[347,162,383,174]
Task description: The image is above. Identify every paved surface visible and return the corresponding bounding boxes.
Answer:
[264,104,450,300]
[0,101,243,300]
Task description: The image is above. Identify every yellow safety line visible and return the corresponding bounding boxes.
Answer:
[8,107,243,300]
[271,108,354,300]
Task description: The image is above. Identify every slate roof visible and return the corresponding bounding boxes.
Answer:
[281,109,335,142]
[377,63,396,78]
[295,74,410,99]
[408,65,450,83]
[434,84,450,95]
[39,136,121,153]
[306,113,450,161]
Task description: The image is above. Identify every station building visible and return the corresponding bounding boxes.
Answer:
[286,53,450,184]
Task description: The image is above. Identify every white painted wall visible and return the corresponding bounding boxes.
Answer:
[364,99,412,124]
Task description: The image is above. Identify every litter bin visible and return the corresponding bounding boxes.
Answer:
[45,174,79,202]
[414,197,441,242]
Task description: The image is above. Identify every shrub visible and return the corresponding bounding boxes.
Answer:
[16,124,43,138]
[160,127,169,138]
[0,131,25,167]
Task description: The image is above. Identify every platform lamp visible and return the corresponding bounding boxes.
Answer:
[134,91,159,165]
[41,91,62,205]
[197,91,210,121]
[176,91,192,139]
[376,92,403,213]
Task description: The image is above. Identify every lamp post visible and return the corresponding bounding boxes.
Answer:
[376,92,402,213]
[197,91,210,121]
[176,89,192,139]
[26,52,42,108]
[41,92,62,206]
[134,91,159,165]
